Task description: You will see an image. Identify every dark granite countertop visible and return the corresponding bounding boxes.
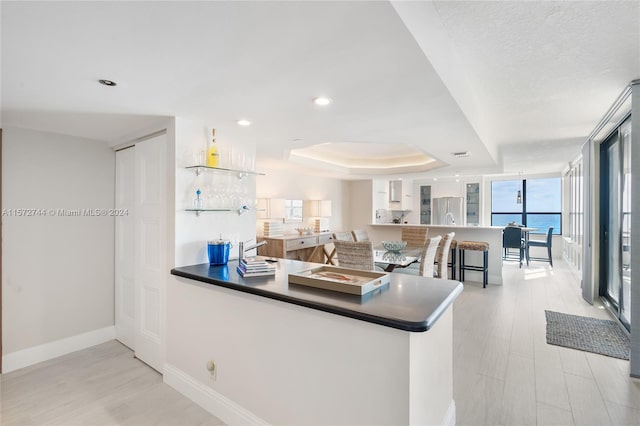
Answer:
[171,259,463,332]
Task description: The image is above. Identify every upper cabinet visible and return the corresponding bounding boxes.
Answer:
[373,179,389,213]
[466,182,480,225]
[419,185,431,225]
[401,181,413,211]
[371,179,414,223]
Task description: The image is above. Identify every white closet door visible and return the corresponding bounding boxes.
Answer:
[115,147,136,349]
[134,134,167,372]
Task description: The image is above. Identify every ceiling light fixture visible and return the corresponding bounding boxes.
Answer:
[98,79,117,86]
[452,151,471,158]
[237,119,251,127]
[313,97,332,106]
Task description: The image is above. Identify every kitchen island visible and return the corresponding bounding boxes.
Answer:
[369,223,504,285]
[168,258,462,425]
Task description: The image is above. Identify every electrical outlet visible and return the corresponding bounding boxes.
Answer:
[206,360,216,380]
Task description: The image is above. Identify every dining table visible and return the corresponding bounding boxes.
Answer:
[373,246,424,272]
[507,226,538,265]
[519,227,539,244]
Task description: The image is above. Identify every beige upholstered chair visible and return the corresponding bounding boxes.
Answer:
[351,229,370,242]
[332,231,353,242]
[435,232,455,279]
[328,231,354,265]
[333,240,375,271]
[419,235,442,277]
[401,226,429,248]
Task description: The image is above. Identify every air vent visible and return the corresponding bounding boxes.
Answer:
[452,151,471,158]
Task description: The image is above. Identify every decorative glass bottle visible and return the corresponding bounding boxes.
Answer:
[193,188,204,209]
[206,128,219,167]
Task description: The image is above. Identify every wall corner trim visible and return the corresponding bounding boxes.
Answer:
[163,363,269,426]
[1,326,116,373]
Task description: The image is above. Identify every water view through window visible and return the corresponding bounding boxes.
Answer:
[491,178,561,234]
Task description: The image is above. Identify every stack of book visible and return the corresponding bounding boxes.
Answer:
[263,220,284,237]
[237,257,276,278]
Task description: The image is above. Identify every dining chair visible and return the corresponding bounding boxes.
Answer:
[351,229,370,242]
[526,227,554,267]
[326,231,354,265]
[502,226,525,267]
[332,231,353,242]
[401,226,429,248]
[435,232,455,279]
[419,236,442,277]
[333,240,375,271]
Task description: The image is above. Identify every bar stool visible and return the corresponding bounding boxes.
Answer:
[458,241,490,288]
[449,240,458,280]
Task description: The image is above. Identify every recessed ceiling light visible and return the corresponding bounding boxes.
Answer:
[433,178,438,181]
[452,151,471,158]
[98,79,117,87]
[237,119,251,127]
[313,97,332,106]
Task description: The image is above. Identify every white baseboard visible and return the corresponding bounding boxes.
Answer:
[443,400,456,426]
[164,363,268,426]
[2,326,116,373]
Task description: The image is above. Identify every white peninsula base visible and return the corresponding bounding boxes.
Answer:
[166,269,457,425]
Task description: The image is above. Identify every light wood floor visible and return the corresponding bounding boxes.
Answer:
[1,258,638,425]
[0,340,223,426]
[454,258,640,425]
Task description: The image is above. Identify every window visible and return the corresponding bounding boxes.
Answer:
[284,199,303,223]
[491,178,562,234]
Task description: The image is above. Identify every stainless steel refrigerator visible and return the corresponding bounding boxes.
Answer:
[432,197,464,225]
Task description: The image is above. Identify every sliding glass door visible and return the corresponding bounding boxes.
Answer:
[620,120,632,328]
[600,116,632,330]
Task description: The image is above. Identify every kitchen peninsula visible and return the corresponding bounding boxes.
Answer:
[370,224,504,285]
[169,258,462,425]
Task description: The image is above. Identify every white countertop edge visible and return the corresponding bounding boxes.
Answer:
[369,223,503,230]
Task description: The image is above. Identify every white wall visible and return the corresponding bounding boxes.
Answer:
[166,277,411,425]
[165,274,455,425]
[346,180,373,231]
[174,118,257,267]
[255,166,348,235]
[2,127,115,355]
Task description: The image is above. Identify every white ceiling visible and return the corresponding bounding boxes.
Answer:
[290,141,444,175]
[2,1,638,179]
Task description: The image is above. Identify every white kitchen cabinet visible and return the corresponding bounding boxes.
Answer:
[388,180,413,211]
[401,181,413,211]
[372,179,389,213]
[465,182,480,225]
[371,179,414,222]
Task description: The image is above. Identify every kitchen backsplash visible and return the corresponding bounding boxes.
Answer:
[376,209,411,224]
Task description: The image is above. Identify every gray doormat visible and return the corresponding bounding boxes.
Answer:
[545,310,630,360]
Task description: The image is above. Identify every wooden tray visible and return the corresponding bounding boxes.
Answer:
[288,266,390,296]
